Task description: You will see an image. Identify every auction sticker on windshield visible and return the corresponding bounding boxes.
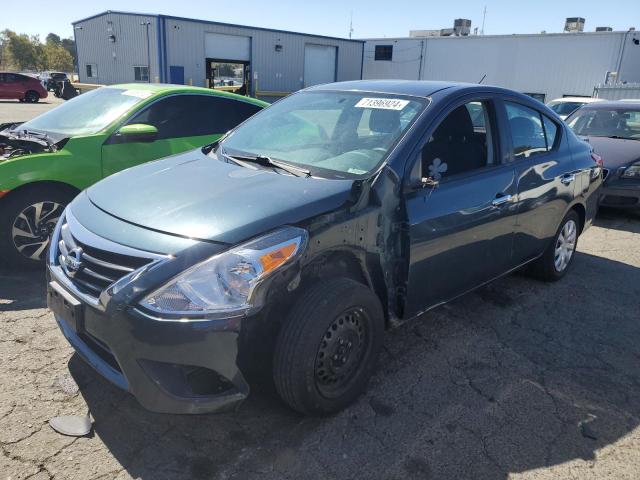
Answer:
[355,98,410,110]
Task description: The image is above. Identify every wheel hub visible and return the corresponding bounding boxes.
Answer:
[315,309,367,396]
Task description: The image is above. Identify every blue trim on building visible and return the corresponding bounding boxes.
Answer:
[156,16,164,82]
[73,10,364,44]
[73,29,80,79]
[161,16,169,84]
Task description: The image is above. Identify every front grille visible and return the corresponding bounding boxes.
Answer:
[56,217,153,298]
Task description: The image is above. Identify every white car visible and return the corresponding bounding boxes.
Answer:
[547,97,604,120]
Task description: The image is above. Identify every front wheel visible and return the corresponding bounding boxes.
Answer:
[24,90,40,103]
[529,210,580,282]
[273,277,384,415]
[0,188,73,268]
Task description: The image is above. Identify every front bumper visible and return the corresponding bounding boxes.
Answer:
[47,271,250,414]
[600,182,640,209]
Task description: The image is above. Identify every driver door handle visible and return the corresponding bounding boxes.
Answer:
[561,173,576,185]
[491,194,513,207]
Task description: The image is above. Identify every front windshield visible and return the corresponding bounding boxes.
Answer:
[220,91,426,178]
[549,101,584,116]
[17,87,151,136]
[567,107,640,140]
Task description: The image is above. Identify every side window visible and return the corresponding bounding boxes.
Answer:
[127,95,262,140]
[374,45,393,61]
[5,73,18,83]
[133,66,150,82]
[505,102,548,158]
[86,64,97,78]
[505,102,559,157]
[421,101,494,180]
[542,115,558,149]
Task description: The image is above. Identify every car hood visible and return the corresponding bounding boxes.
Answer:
[86,149,356,245]
[584,136,640,169]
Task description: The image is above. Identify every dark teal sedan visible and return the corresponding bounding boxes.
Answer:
[47,81,601,416]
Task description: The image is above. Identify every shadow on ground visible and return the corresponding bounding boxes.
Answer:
[66,246,640,480]
[0,267,47,311]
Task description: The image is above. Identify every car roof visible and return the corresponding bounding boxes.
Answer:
[105,83,268,107]
[577,100,640,109]
[306,80,476,98]
[548,97,603,103]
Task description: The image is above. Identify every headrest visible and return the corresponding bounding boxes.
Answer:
[369,109,401,134]
[433,106,474,142]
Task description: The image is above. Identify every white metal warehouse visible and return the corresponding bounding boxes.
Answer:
[363,30,640,102]
[72,11,364,100]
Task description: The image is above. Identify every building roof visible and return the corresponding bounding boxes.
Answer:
[73,10,364,44]
[363,30,630,42]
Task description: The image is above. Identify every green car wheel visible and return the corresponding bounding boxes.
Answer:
[0,186,75,268]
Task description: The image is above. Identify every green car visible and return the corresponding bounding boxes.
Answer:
[0,84,267,267]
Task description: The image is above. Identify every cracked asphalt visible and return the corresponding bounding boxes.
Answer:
[1,208,639,480]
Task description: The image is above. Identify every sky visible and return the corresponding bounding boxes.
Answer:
[2,0,639,40]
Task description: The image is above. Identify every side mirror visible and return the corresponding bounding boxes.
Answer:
[113,123,158,143]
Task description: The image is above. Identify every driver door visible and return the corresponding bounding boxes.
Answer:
[403,98,517,316]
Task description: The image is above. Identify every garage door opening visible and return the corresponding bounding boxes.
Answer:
[206,59,250,95]
[204,32,251,95]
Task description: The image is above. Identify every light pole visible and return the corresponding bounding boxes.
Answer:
[141,21,151,82]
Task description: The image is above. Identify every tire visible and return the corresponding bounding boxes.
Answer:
[273,277,384,415]
[0,187,73,268]
[24,91,39,103]
[529,210,580,282]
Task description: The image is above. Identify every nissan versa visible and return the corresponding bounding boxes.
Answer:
[0,84,266,267]
[47,81,602,416]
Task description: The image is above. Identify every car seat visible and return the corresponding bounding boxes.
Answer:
[421,106,486,178]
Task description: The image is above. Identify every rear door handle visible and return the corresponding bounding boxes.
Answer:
[561,173,576,185]
[491,194,513,207]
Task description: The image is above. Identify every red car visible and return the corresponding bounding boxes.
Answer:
[0,72,47,103]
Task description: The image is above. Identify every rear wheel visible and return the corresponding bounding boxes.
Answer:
[529,210,580,282]
[24,90,40,103]
[273,278,384,415]
[0,187,73,268]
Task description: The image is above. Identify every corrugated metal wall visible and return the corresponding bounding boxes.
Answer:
[75,12,160,84]
[594,83,640,100]
[163,17,363,94]
[363,32,640,102]
[74,12,364,95]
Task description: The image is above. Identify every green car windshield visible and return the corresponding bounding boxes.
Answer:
[220,91,426,178]
[17,87,151,137]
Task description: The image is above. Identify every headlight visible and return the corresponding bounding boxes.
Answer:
[622,162,640,178]
[139,226,307,317]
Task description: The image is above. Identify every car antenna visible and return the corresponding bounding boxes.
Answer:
[478,74,487,84]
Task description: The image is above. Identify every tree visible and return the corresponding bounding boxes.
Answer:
[44,43,73,71]
[0,29,76,72]
[4,31,44,70]
[46,33,61,45]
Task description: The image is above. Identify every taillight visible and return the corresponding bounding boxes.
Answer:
[591,152,603,167]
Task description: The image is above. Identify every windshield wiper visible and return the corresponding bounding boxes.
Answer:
[226,153,311,177]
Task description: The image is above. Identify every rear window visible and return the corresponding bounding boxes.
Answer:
[549,101,584,116]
